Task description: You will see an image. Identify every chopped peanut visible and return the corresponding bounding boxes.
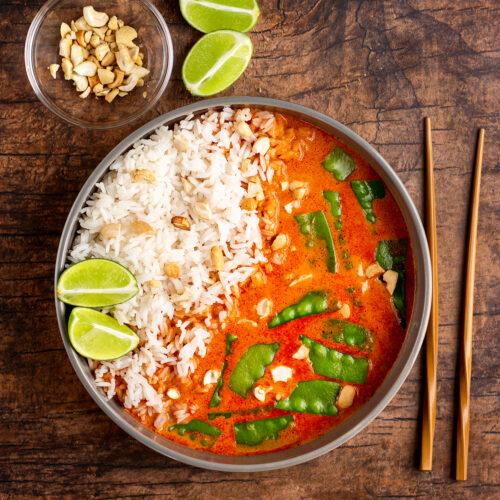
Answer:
[256,298,272,318]
[289,180,305,191]
[251,271,265,287]
[181,177,194,194]
[339,303,351,319]
[337,385,356,409]
[131,169,156,183]
[271,233,289,251]
[166,388,180,399]
[171,216,191,231]
[241,158,250,172]
[195,202,212,221]
[130,220,154,235]
[271,366,292,383]
[293,187,307,200]
[203,369,220,386]
[252,136,270,155]
[383,270,398,295]
[211,246,224,271]
[173,134,189,152]
[241,198,258,211]
[164,262,180,279]
[253,386,267,402]
[292,345,310,360]
[99,222,121,240]
[365,262,385,278]
[235,121,253,138]
[357,263,364,276]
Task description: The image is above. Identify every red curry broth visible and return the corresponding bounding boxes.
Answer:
[135,113,415,455]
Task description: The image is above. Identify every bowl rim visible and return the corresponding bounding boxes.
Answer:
[55,96,431,471]
[24,0,174,130]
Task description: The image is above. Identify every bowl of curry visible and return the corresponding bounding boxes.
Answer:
[55,97,431,471]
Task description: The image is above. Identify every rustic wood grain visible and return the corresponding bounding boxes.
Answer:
[1,0,499,498]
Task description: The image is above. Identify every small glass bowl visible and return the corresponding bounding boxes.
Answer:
[25,0,173,129]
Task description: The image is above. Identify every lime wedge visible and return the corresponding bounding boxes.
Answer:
[68,308,139,360]
[180,0,260,33]
[57,258,139,307]
[182,30,253,96]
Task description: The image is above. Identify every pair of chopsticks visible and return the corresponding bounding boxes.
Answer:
[419,118,485,480]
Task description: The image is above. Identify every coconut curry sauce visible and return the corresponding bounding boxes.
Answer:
[139,113,415,455]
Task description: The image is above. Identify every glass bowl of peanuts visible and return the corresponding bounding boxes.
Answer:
[25,0,173,129]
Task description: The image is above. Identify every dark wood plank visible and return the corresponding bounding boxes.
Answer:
[1,0,499,498]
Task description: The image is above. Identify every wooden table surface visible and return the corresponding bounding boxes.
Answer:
[1,0,498,498]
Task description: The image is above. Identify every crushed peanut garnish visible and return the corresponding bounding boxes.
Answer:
[164,262,180,279]
[130,220,154,235]
[365,262,385,278]
[337,385,356,409]
[171,216,191,231]
[211,246,225,271]
[50,5,149,102]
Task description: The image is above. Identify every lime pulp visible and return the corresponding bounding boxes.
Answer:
[57,258,139,307]
[179,0,260,33]
[68,307,139,361]
[182,30,253,96]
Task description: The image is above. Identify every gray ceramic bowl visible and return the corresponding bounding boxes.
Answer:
[55,97,431,471]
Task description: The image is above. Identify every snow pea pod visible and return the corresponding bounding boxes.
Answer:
[321,146,356,181]
[229,343,279,398]
[322,319,374,351]
[275,380,341,416]
[268,291,328,329]
[234,415,294,446]
[294,210,337,272]
[300,335,369,384]
[376,239,408,327]
[351,180,386,223]
[210,334,238,408]
[208,406,274,420]
[323,191,342,218]
[168,419,221,437]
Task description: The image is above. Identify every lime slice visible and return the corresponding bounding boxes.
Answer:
[68,307,139,360]
[57,258,139,307]
[182,30,253,96]
[180,0,260,33]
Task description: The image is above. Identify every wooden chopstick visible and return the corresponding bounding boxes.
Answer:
[420,117,439,471]
[456,128,485,481]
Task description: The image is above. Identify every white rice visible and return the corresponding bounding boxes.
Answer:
[69,107,273,415]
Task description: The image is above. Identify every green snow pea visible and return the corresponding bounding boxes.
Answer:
[208,406,274,420]
[275,380,341,416]
[294,211,337,272]
[268,291,328,329]
[322,319,374,351]
[376,239,408,327]
[168,419,221,437]
[323,191,342,218]
[209,334,238,408]
[229,343,279,398]
[234,415,294,446]
[351,180,386,223]
[376,239,408,270]
[321,146,356,181]
[300,336,369,384]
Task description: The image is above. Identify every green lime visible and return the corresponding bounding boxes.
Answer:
[182,30,253,96]
[179,0,260,33]
[57,258,139,307]
[68,307,139,360]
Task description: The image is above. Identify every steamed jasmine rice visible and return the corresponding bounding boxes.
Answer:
[69,107,275,418]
